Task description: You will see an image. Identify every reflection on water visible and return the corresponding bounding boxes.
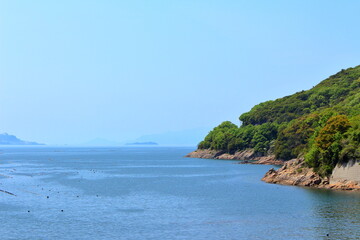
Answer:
[302,188,360,239]
[0,147,359,240]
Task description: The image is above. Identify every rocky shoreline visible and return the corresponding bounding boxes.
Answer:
[262,158,360,191]
[185,149,284,165]
[187,149,360,191]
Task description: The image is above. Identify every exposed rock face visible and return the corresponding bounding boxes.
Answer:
[327,180,360,190]
[262,158,360,191]
[185,149,223,159]
[185,149,284,165]
[262,159,325,187]
[187,149,360,191]
[249,156,284,165]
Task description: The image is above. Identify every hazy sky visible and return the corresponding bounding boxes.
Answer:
[1,0,360,144]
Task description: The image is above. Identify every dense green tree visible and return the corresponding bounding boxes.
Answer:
[198,65,360,176]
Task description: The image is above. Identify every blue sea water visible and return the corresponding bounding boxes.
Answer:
[0,147,359,240]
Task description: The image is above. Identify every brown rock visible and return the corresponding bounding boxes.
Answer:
[262,158,324,187]
[187,149,360,191]
[186,149,284,165]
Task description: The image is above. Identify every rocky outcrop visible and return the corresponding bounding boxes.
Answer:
[248,156,284,165]
[262,158,325,187]
[187,149,360,191]
[327,180,360,190]
[185,149,224,159]
[185,149,284,165]
[262,158,360,190]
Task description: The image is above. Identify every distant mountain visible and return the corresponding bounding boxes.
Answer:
[0,133,43,145]
[126,142,158,146]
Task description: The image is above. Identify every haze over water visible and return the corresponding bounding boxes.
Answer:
[0,147,359,239]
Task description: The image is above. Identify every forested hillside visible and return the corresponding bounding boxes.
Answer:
[198,66,360,176]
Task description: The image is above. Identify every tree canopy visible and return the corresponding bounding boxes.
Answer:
[198,66,360,176]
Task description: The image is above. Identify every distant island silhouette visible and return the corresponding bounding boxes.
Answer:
[0,133,43,145]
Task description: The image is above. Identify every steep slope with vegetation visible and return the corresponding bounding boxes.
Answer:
[196,66,360,177]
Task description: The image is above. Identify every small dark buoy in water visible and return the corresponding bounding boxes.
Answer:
[326,234,329,236]
[47,196,49,199]
[27,210,30,213]
[61,210,64,212]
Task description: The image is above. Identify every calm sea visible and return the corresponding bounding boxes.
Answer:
[0,147,359,240]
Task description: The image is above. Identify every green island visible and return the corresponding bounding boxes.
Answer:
[189,65,360,188]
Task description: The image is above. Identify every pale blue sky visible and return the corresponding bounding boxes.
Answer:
[0,0,359,144]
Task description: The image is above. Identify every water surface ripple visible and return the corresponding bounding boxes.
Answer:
[0,147,359,239]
